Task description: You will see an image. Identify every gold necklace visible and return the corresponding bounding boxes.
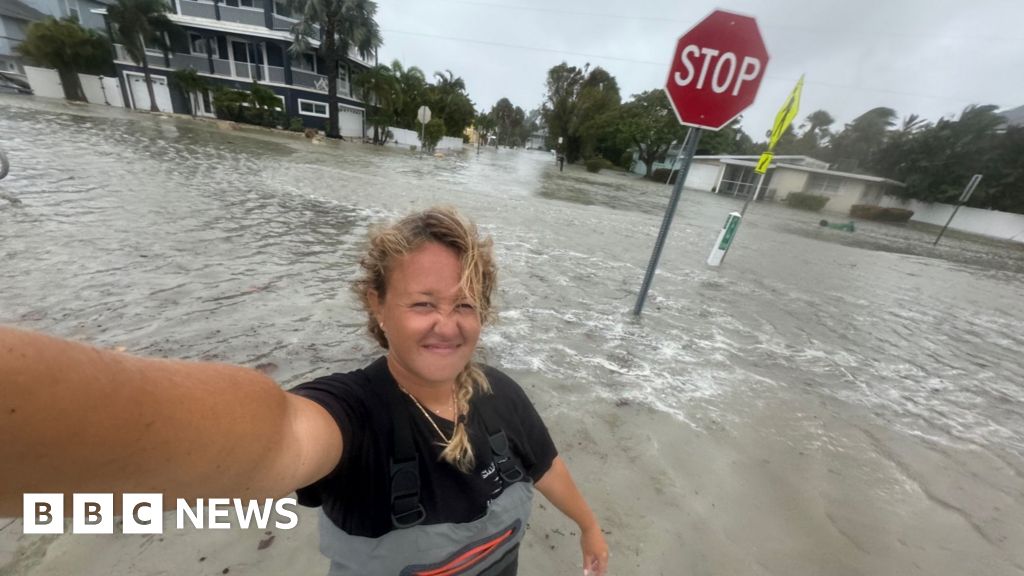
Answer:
[401,387,457,446]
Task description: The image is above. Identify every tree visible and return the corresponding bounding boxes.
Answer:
[575,67,620,159]
[615,90,686,177]
[491,98,515,146]
[353,63,398,144]
[390,60,427,129]
[828,106,897,171]
[17,17,113,102]
[108,0,181,112]
[697,117,757,156]
[289,0,382,139]
[473,109,496,147]
[541,62,587,161]
[169,67,209,117]
[541,63,620,163]
[874,104,1012,208]
[420,118,445,151]
[427,69,474,138]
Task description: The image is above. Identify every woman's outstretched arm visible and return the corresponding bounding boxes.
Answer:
[0,325,342,517]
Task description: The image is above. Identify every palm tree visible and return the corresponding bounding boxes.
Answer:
[353,64,398,144]
[390,60,426,129]
[803,109,835,145]
[428,69,474,137]
[289,0,382,139]
[107,0,180,112]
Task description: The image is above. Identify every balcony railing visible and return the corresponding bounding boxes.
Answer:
[112,43,360,101]
[179,0,215,19]
[219,4,266,26]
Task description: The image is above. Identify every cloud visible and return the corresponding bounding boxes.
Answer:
[376,0,1024,131]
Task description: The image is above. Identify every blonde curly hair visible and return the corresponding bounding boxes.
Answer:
[353,206,497,472]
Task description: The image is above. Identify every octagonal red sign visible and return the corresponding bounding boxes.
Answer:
[664,10,769,130]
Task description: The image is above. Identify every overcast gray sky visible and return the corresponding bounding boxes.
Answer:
[375,0,1023,135]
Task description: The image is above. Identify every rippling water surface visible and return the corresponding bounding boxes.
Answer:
[2,95,1023,470]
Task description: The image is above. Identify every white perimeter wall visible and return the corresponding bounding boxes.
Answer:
[384,127,464,151]
[879,196,1024,243]
[24,66,63,99]
[24,67,124,108]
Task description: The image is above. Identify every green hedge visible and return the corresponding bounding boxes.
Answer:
[849,204,914,222]
[650,167,677,183]
[785,192,830,211]
[585,157,614,173]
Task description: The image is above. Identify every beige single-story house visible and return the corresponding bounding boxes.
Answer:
[669,155,905,214]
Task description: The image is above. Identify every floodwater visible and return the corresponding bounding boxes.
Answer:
[2,95,1024,573]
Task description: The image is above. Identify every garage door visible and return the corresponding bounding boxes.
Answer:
[337,105,364,139]
[128,73,173,113]
[682,162,720,192]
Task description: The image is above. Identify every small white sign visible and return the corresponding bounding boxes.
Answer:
[417,105,431,124]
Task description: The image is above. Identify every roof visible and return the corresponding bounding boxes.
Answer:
[998,104,1024,128]
[719,158,905,187]
[0,0,47,21]
[167,13,319,46]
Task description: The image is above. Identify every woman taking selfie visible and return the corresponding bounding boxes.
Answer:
[0,207,609,576]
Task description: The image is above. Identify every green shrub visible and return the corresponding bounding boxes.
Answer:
[420,118,445,151]
[212,88,249,122]
[849,204,914,222]
[585,157,614,173]
[650,168,677,184]
[288,117,304,132]
[618,150,635,170]
[785,192,830,211]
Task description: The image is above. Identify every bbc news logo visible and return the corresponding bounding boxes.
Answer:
[23,494,299,534]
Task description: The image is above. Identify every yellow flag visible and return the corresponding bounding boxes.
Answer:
[755,152,773,174]
[768,75,804,151]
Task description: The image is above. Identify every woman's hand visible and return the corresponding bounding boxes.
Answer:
[581,524,609,576]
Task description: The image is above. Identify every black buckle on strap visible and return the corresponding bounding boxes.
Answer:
[488,431,525,484]
[390,458,426,528]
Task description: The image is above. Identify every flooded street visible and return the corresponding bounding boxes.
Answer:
[2,95,1023,575]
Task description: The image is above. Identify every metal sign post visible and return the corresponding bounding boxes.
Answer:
[417,106,431,154]
[633,127,702,316]
[710,76,803,267]
[934,174,982,246]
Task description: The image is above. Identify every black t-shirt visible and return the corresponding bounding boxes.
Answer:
[289,357,558,538]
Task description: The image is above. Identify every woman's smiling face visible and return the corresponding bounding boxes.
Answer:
[370,241,481,389]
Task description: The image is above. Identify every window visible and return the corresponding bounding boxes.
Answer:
[189,33,218,58]
[239,0,254,7]
[299,99,328,117]
[295,52,319,74]
[807,173,842,194]
[272,0,292,17]
[337,64,347,83]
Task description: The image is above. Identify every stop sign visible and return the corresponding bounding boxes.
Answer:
[664,10,769,130]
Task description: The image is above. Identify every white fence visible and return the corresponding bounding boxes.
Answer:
[878,196,1024,243]
[437,136,464,151]
[79,74,124,108]
[24,66,125,108]
[386,127,421,148]
[382,127,465,151]
[24,66,63,99]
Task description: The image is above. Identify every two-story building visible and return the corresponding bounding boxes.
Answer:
[100,0,373,137]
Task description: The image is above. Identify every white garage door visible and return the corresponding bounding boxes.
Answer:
[127,73,173,113]
[337,105,364,139]
[685,162,722,192]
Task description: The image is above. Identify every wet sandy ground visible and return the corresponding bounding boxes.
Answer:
[1,95,1023,575]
